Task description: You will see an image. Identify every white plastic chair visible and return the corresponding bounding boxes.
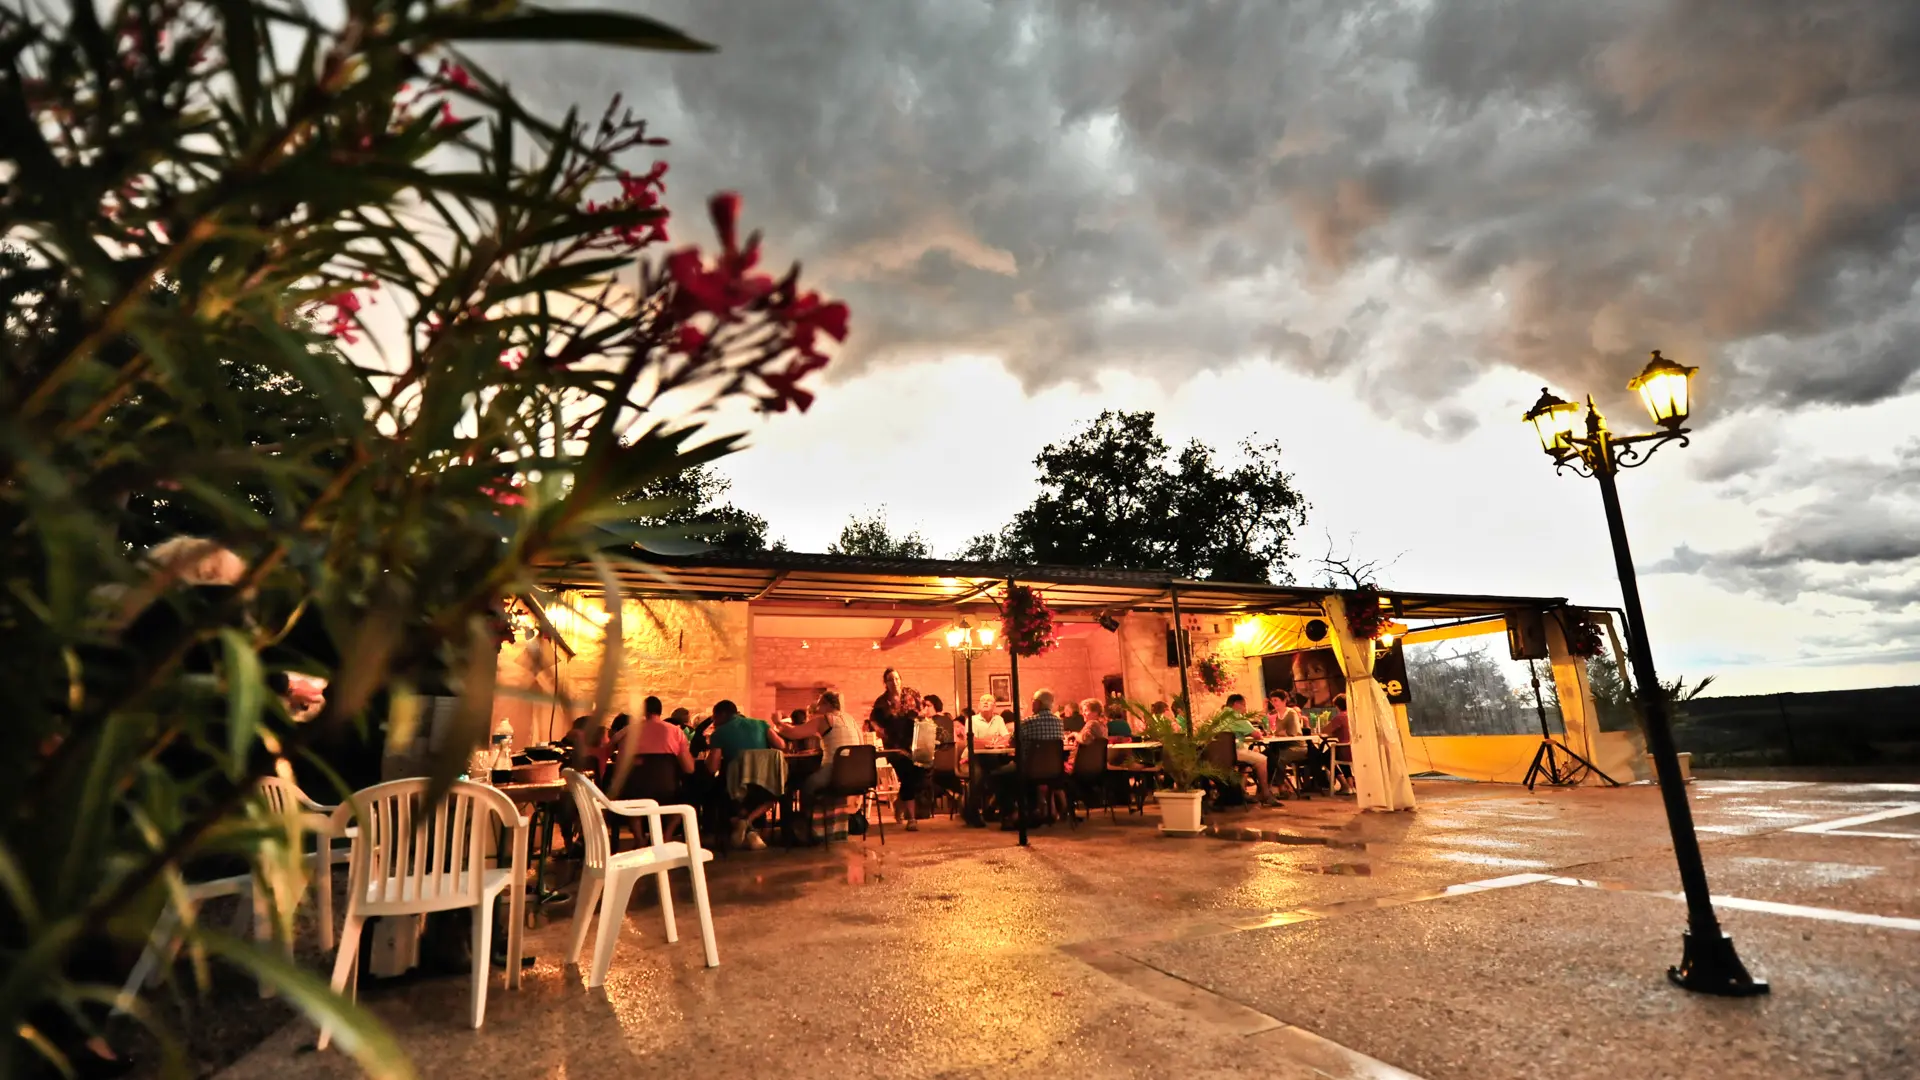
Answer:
[119,773,341,1008]
[316,779,527,1048]
[562,769,718,989]
[257,773,355,951]
[115,872,256,1010]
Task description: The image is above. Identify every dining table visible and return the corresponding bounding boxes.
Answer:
[494,779,568,917]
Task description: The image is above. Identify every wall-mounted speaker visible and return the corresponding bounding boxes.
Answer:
[1506,609,1549,661]
[1164,628,1191,667]
[1098,612,1121,632]
[1304,619,1329,643]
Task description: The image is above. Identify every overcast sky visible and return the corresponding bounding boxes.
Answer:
[503,0,1920,697]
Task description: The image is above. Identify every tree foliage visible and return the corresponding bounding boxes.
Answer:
[618,464,772,551]
[829,506,931,558]
[0,1,842,1072]
[964,411,1308,582]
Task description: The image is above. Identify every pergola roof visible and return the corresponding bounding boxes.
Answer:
[537,549,1570,621]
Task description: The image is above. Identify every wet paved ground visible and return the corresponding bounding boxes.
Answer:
[215,780,1920,1080]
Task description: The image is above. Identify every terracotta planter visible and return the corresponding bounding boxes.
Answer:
[1155,789,1205,835]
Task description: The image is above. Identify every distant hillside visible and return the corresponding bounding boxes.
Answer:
[1672,684,1920,767]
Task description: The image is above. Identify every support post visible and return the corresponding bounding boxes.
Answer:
[1008,575,1027,848]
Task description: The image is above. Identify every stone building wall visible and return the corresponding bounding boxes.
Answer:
[1113,611,1263,719]
[494,597,751,745]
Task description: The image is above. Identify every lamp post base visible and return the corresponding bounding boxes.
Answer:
[1668,930,1769,996]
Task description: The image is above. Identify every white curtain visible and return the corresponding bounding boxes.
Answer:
[1323,595,1416,811]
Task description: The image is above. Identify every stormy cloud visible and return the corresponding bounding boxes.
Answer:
[508,0,1920,430]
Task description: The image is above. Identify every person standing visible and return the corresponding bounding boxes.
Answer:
[870,669,926,831]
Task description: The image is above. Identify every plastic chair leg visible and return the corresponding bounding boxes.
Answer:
[589,873,640,989]
[119,907,180,1008]
[686,859,720,968]
[314,843,335,952]
[470,900,494,1028]
[656,865,678,944]
[316,915,363,1050]
[567,873,605,968]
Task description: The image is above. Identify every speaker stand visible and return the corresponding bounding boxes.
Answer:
[1521,661,1619,791]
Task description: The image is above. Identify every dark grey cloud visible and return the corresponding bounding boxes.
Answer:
[503,0,1920,435]
[1650,440,1920,608]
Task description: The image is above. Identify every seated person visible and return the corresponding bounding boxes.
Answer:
[623,697,696,774]
[706,699,786,849]
[1324,694,1353,794]
[778,707,821,753]
[993,689,1065,830]
[784,691,867,839]
[1105,701,1134,739]
[1221,694,1277,806]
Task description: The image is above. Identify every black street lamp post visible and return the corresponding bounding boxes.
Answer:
[946,620,993,826]
[1523,351,1767,996]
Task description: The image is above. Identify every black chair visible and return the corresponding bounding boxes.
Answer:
[1202,732,1249,808]
[815,745,884,846]
[607,752,685,848]
[1065,741,1117,824]
[1015,740,1069,825]
[930,742,964,819]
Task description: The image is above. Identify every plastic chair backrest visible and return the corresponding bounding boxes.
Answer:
[827,744,879,791]
[563,768,647,874]
[1020,739,1067,781]
[336,778,517,916]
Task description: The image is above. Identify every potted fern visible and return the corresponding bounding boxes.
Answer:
[1130,701,1236,835]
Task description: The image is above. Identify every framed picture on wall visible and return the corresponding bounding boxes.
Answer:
[987,674,1011,708]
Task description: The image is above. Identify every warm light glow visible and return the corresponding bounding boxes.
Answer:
[1523,387,1581,456]
[978,626,996,646]
[946,626,965,648]
[1628,350,1696,429]
[801,639,810,650]
[1378,632,1396,647]
[1233,618,1259,643]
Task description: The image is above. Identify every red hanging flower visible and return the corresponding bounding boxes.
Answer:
[1002,585,1057,658]
[1343,584,1387,640]
[1197,652,1235,694]
[1563,612,1605,659]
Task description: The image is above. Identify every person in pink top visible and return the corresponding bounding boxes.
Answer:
[627,695,695,775]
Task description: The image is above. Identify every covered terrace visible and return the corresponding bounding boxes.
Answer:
[498,551,1642,812]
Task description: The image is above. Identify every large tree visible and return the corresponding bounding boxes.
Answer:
[963,411,1308,582]
[619,464,773,551]
[830,506,931,558]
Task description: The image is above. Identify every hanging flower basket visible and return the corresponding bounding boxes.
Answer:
[1197,652,1234,693]
[1002,585,1058,658]
[1343,585,1387,640]
[1564,613,1605,659]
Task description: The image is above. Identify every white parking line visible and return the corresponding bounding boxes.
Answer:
[1546,877,1920,933]
[1788,803,1920,836]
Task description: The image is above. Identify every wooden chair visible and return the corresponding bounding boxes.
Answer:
[316,779,526,1047]
[562,770,717,988]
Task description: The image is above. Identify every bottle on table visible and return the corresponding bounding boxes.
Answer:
[489,735,513,785]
